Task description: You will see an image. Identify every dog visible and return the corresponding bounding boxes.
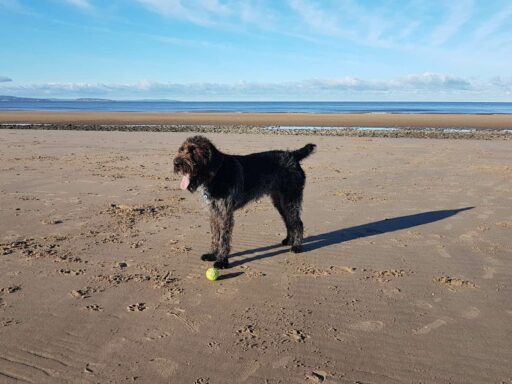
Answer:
[173,135,316,269]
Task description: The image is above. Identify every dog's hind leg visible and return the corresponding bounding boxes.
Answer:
[282,196,304,253]
[271,192,292,246]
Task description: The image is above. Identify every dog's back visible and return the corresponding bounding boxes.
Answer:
[227,144,316,208]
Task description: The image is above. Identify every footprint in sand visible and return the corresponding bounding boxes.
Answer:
[59,268,86,276]
[415,300,433,310]
[459,230,479,242]
[284,329,310,343]
[483,266,496,279]
[144,330,171,341]
[349,320,384,332]
[413,317,453,335]
[148,357,178,378]
[0,285,21,294]
[382,287,405,299]
[85,304,103,311]
[71,287,96,299]
[1,318,22,327]
[461,307,480,319]
[477,209,495,220]
[437,246,451,258]
[127,303,147,312]
[272,355,292,369]
[238,360,260,382]
[435,276,476,290]
[305,371,329,383]
[206,341,220,352]
[215,286,238,296]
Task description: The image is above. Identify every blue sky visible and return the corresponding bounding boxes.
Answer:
[1,0,511,100]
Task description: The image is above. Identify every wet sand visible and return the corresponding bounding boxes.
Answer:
[1,110,512,129]
[1,129,511,383]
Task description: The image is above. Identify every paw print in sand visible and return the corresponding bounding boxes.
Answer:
[85,304,103,311]
[127,303,147,312]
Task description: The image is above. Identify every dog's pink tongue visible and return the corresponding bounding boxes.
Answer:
[180,174,190,190]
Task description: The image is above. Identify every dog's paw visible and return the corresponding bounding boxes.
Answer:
[281,237,290,246]
[201,253,217,261]
[290,245,303,253]
[213,259,230,269]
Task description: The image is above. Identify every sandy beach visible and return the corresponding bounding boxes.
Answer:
[1,129,511,383]
[1,111,512,129]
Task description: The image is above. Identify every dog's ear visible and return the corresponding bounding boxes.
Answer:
[189,142,210,165]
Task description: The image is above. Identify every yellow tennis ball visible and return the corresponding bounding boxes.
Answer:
[206,267,220,281]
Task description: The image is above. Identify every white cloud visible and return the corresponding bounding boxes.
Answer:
[297,73,473,94]
[0,76,13,82]
[491,76,512,91]
[0,73,492,100]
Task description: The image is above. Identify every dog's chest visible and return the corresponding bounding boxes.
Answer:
[198,186,212,206]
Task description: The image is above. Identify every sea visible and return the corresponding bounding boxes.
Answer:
[1,100,512,114]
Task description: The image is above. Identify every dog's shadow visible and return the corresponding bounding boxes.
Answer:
[229,207,473,268]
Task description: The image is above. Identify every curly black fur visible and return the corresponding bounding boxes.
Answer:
[173,135,316,269]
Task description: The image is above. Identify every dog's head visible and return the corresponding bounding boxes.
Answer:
[173,135,219,193]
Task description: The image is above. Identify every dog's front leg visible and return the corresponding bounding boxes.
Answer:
[213,210,234,269]
[201,210,220,262]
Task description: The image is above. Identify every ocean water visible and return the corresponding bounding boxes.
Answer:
[1,100,512,114]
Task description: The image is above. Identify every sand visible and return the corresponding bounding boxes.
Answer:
[1,111,512,129]
[1,129,511,383]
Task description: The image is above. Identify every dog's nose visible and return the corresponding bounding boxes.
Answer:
[174,158,182,167]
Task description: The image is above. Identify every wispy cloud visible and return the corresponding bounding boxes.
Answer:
[143,32,230,49]
[0,0,21,10]
[428,1,473,46]
[0,76,13,82]
[135,0,275,30]
[287,0,342,36]
[63,0,93,10]
[137,0,238,26]
[0,0,39,16]
[473,5,512,41]
[285,0,491,52]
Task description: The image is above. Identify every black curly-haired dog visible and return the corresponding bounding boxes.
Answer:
[173,135,316,269]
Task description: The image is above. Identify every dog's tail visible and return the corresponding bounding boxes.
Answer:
[291,143,316,162]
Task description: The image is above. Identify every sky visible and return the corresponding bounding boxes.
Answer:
[0,0,511,101]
